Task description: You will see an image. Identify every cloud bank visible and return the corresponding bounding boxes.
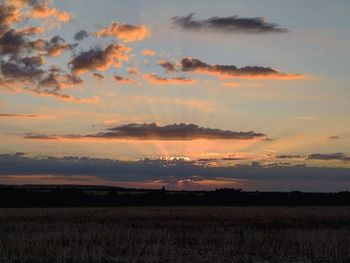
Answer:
[1,153,350,191]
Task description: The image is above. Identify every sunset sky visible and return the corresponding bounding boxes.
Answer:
[1,0,350,190]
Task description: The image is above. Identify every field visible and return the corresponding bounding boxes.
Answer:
[1,207,350,263]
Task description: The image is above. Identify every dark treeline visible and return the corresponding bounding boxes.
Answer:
[1,185,350,207]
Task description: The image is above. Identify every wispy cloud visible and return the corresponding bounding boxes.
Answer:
[144,73,195,84]
[0,113,44,118]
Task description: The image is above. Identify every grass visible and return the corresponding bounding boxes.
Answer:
[0,207,350,262]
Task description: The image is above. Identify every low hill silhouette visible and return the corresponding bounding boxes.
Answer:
[1,185,350,207]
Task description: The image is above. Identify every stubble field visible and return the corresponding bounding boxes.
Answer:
[1,207,350,262]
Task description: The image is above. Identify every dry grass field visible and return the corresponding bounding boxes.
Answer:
[0,207,350,262]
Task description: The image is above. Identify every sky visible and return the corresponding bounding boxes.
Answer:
[1,0,350,191]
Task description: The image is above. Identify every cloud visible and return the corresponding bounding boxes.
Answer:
[113,74,134,84]
[31,91,100,104]
[157,60,176,73]
[127,66,138,75]
[307,153,350,162]
[0,113,42,118]
[24,123,267,141]
[0,27,68,57]
[0,28,34,55]
[327,136,341,140]
[38,72,83,90]
[144,73,195,84]
[127,95,214,112]
[172,13,288,34]
[74,30,89,41]
[29,2,71,23]
[142,49,155,56]
[275,153,350,162]
[276,154,306,159]
[0,1,101,104]
[179,57,303,79]
[69,44,129,74]
[96,22,150,42]
[0,4,22,34]
[222,82,240,88]
[1,59,44,80]
[24,133,59,140]
[92,72,104,80]
[44,35,75,57]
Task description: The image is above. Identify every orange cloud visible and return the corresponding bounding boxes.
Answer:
[30,3,71,23]
[96,22,150,42]
[144,73,195,85]
[142,49,155,56]
[47,44,71,57]
[127,66,139,75]
[17,26,45,35]
[69,44,130,75]
[0,4,23,27]
[222,82,240,88]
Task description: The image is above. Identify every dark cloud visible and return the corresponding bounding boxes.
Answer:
[1,60,44,80]
[113,75,134,84]
[308,153,350,162]
[28,36,75,57]
[172,13,288,34]
[74,30,89,41]
[45,35,75,56]
[24,123,267,141]
[0,1,93,103]
[158,60,176,73]
[179,57,302,79]
[95,123,266,140]
[92,72,104,80]
[38,72,83,91]
[69,44,129,74]
[0,29,29,55]
[222,157,248,161]
[0,27,72,58]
